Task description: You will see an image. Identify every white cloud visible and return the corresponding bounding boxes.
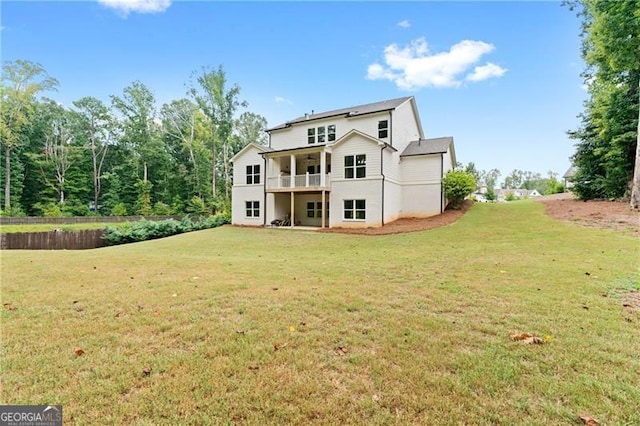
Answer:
[275,96,292,105]
[97,0,171,16]
[397,20,411,29]
[466,62,507,82]
[367,37,506,90]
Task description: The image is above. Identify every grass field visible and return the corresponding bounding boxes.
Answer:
[1,201,638,424]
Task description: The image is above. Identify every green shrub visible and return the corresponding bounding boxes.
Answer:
[102,213,230,246]
[111,203,128,216]
[442,170,476,209]
[33,202,67,217]
[186,196,209,216]
[153,201,173,215]
[505,192,516,201]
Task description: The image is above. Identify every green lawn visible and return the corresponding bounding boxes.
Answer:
[1,201,638,424]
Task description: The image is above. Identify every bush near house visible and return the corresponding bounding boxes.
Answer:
[443,170,477,209]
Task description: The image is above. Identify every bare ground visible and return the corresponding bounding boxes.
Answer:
[536,192,640,237]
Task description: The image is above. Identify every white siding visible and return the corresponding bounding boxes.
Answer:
[231,146,264,226]
[383,180,402,223]
[382,146,401,182]
[401,155,442,183]
[329,179,382,228]
[390,101,422,154]
[400,155,443,218]
[328,133,384,228]
[331,133,381,180]
[231,186,264,226]
[401,184,442,217]
[442,148,453,173]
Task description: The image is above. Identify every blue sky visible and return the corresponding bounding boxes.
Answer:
[2,1,586,182]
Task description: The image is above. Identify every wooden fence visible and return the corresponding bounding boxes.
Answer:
[0,229,107,250]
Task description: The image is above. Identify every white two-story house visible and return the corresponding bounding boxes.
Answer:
[230,96,456,229]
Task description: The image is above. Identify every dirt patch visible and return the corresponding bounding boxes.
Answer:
[537,192,640,237]
[319,200,473,235]
[623,291,640,312]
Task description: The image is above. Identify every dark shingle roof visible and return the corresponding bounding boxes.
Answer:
[266,96,413,132]
[400,137,453,157]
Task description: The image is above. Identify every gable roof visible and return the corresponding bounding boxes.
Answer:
[230,142,272,163]
[330,129,396,151]
[401,137,454,157]
[266,96,414,132]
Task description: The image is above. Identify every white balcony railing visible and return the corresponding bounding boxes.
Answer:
[267,173,330,191]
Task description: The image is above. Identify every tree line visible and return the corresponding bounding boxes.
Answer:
[0,60,268,217]
[566,0,640,207]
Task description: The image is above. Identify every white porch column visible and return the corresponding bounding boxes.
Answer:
[320,150,326,187]
[290,154,296,188]
[321,190,326,228]
[290,192,295,227]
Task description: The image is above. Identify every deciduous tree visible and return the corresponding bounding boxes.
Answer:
[0,60,58,211]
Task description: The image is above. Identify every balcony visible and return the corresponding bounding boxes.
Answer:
[266,173,331,192]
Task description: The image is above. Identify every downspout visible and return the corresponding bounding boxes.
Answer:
[263,155,267,226]
[381,145,387,226]
[440,153,444,213]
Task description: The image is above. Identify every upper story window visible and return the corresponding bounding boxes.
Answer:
[327,125,336,142]
[308,125,336,144]
[378,120,388,139]
[345,154,366,179]
[246,164,260,184]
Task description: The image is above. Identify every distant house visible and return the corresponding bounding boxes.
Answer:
[495,188,541,201]
[563,166,577,189]
[230,96,456,228]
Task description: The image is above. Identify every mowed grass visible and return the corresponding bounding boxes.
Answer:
[1,201,639,424]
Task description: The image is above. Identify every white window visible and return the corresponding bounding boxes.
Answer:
[344,199,365,220]
[328,125,336,142]
[308,125,335,144]
[378,120,388,139]
[245,201,260,217]
[246,165,260,184]
[306,201,327,218]
[344,154,366,179]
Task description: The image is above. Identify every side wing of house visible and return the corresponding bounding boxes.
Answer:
[230,144,267,226]
[399,137,456,217]
[329,131,385,228]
